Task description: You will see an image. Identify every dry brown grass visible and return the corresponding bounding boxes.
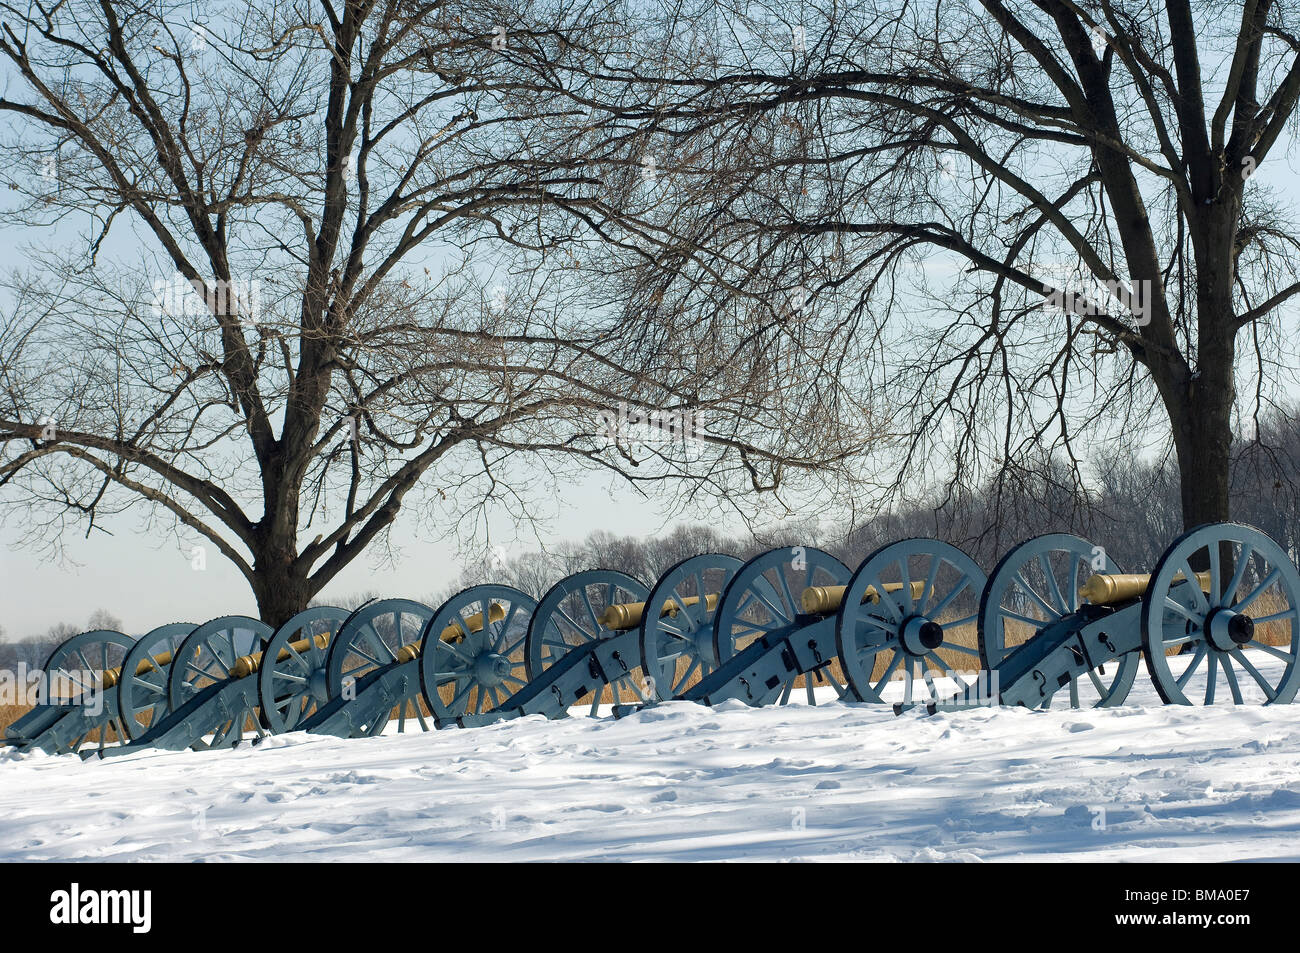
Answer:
[1158,587,1292,657]
[1246,589,1292,647]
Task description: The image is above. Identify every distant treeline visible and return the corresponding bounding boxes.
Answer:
[429,405,1300,604]
[0,610,122,673]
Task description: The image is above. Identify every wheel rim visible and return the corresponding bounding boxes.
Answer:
[979,534,1140,708]
[324,599,435,734]
[118,622,196,740]
[420,585,536,722]
[639,553,741,699]
[1142,522,1300,705]
[525,569,648,714]
[714,546,851,704]
[836,538,985,705]
[168,616,273,710]
[259,607,348,733]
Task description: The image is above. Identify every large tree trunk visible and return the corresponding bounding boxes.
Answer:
[249,480,314,627]
[249,546,315,629]
[1172,397,1233,528]
[1167,209,1238,532]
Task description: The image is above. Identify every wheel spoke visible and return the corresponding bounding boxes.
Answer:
[547,608,585,641]
[674,656,702,696]
[924,652,973,692]
[350,647,385,669]
[873,652,902,694]
[1162,630,1203,649]
[579,588,601,633]
[1236,568,1281,613]
[1038,553,1068,614]
[919,556,942,613]
[1013,572,1058,619]
[930,576,973,618]
[1177,559,1211,615]
[1254,642,1295,663]
[750,584,791,628]
[1069,557,1082,613]
[436,638,475,665]
[898,557,914,615]
[1162,597,1197,623]
[1175,643,1208,689]
[1208,542,1222,607]
[1086,667,1106,697]
[1000,609,1048,630]
[1230,650,1277,701]
[1221,544,1252,609]
[1221,655,1244,704]
[1252,609,1298,625]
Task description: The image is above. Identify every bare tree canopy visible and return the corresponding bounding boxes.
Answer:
[0,0,878,625]
[562,0,1300,535]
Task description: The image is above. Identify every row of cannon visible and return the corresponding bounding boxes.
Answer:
[4,522,1299,759]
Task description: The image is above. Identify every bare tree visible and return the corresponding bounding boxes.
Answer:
[87,608,123,632]
[565,0,1300,535]
[0,0,877,625]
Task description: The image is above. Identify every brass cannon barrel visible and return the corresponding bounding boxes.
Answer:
[393,603,507,664]
[1079,570,1212,606]
[231,632,333,679]
[600,594,720,632]
[800,581,927,616]
[100,649,177,690]
[87,603,508,689]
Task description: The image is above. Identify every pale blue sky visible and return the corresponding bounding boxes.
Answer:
[1,465,734,636]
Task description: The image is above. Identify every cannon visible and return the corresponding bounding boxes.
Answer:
[102,610,358,755]
[114,623,198,742]
[941,523,1300,710]
[453,568,655,727]
[257,607,350,733]
[101,616,274,755]
[304,591,526,737]
[832,538,986,711]
[2,628,136,755]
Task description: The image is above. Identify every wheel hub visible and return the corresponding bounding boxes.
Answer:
[308,668,330,703]
[474,652,512,686]
[900,615,944,655]
[1206,607,1254,651]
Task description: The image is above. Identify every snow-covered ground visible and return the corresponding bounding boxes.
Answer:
[3,652,1300,862]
